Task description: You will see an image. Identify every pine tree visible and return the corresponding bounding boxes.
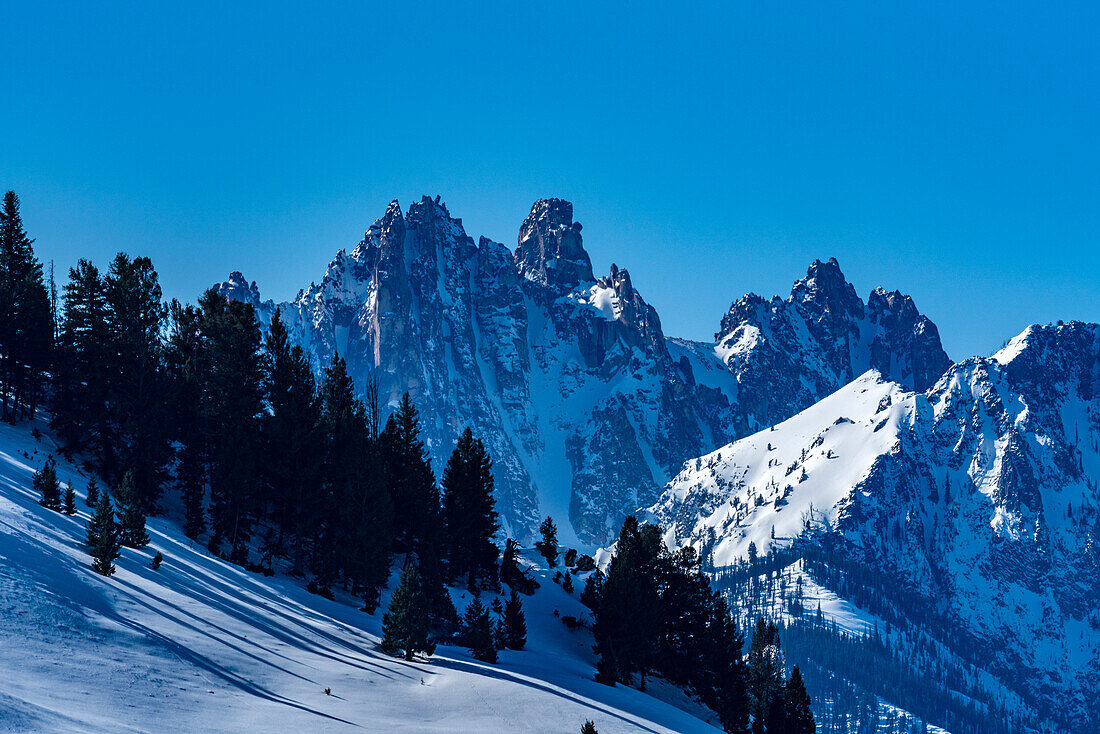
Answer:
[115,471,149,548]
[442,427,500,589]
[316,354,393,605]
[102,253,170,512]
[53,259,108,450]
[764,687,788,733]
[84,477,99,508]
[500,538,521,588]
[88,491,121,576]
[165,300,206,541]
[783,666,815,734]
[463,598,497,663]
[381,564,436,661]
[503,588,527,650]
[34,456,61,510]
[179,437,206,541]
[581,568,605,610]
[593,516,662,687]
[705,593,750,733]
[381,393,439,549]
[535,516,558,567]
[62,483,77,515]
[197,289,263,561]
[581,722,599,734]
[747,619,785,734]
[380,394,452,629]
[261,309,322,563]
[0,191,52,423]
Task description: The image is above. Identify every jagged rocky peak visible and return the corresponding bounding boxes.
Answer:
[715,257,950,396]
[597,263,669,362]
[215,271,261,306]
[514,198,593,291]
[791,256,864,321]
[866,286,950,392]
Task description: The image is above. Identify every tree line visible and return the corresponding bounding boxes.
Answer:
[6,189,814,732]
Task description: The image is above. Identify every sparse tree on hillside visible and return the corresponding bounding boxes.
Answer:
[442,427,500,589]
[381,564,435,661]
[62,483,77,515]
[115,471,149,548]
[536,516,558,567]
[84,477,99,508]
[35,456,62,511]
[502,588,527,650]
[87,491,121,577]
[463,598,497,663]
[783,666,815,734]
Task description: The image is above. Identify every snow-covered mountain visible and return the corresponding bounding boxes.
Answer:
[647,321,1100,731]
[217,198,948,548]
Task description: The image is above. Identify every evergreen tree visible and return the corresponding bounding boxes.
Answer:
[0,191,52,423]
[380,394,452,628]
[747,619,785,734]
[115,471,149,547]
[441,427,500,589]
[261,310,322,560]
[102,254,170,511]
[706,594,751,733]
[764,687,788,733]
[593,516,662,687]
[53,259,108,450]
[381,393,439,549]
[581,722,599,734]
[197,289,263,561]
[164,300,206,541]
[535,515,558,567]
[782,666,815,734]
[581,568,605,610]
[34,456,61,511]
[381,564,436,660]
[500,538,521,588]
[502,588,527,650]
[316,354,392,606]
[463,598,497,663]
[88,491,121,576]
[62,483,77,515]
[85,477,99,508]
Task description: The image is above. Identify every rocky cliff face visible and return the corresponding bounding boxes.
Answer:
[647,322,1100,729]
[712,257,951,432]
[218,200,950,546]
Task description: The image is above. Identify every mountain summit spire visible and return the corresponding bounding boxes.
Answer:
[514,199,593,291]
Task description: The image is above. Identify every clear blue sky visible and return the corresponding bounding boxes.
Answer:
[3,2,1097,359]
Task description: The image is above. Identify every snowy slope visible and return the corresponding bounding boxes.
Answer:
[0,418,721,733]
[649,372,906,567]
[647,322,1100,731]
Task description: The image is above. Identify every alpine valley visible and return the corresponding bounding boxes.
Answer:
[210,197,1099,733]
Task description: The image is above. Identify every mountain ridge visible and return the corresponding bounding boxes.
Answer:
[647,320,1100,731]
[216,197,951,547]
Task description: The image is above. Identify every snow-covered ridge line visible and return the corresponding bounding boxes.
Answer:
[647,321,1100,731]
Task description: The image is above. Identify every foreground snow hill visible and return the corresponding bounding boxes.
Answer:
[648,321,1100,731]
[0,420,718,733]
